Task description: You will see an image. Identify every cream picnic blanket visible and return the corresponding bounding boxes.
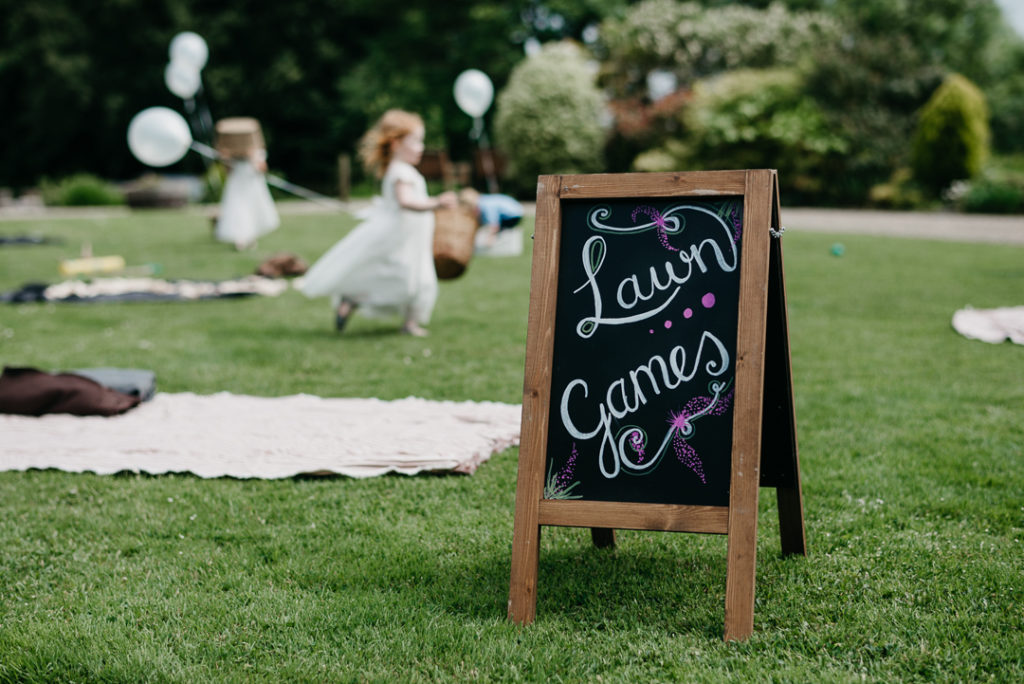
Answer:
[0,393,522,479]
[952,306,1024,345]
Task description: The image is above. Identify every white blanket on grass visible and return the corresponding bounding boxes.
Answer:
[0,393,522,479]
[952,306,1024,345]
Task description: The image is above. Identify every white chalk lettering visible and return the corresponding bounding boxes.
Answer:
[559,330,730,479]
[574,209,738,339]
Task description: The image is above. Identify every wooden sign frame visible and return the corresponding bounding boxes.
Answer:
[508,169,806,641]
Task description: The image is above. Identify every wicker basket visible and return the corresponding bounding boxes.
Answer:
[215,117,265,159]
[433,205,477,280]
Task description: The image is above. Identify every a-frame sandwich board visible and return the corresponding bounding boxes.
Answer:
[508,169,805,641]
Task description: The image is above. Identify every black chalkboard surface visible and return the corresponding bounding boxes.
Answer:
[545,198,744,506]
[508,170,807,641]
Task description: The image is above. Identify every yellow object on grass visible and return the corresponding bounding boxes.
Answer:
[58,256,126,277]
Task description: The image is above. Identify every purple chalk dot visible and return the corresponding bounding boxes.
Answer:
[664,320,672,329]
[649,329,654,334]
[702,292,716,308]
[683,308,693,319]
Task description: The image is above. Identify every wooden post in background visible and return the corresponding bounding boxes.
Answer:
[337,154,351,201]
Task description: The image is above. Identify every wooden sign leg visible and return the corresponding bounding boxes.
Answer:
[724,494,759,641]
[723,170,774,641]
[508,174,563,625]
[776,487,805,556]
[767,179,806,557]
[508,383,551,624]
[756,177,807,558]
[508,509,541,624]
[591,527,616,548]
[759,237,807,556]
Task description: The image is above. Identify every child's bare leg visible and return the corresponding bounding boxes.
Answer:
[402,307,429,337]
[335,298,356,332]
[402,319,429,337]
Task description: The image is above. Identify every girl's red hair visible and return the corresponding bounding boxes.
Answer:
[358,109,424,178]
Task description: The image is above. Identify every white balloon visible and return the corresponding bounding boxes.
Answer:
[169,31,208,71]
[453,69,494,118]
[164,60,201,99]
[127,107,193,167]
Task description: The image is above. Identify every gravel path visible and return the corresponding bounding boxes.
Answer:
[779,207,1024,246]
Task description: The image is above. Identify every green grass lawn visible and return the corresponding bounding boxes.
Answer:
[1,205,1022,682]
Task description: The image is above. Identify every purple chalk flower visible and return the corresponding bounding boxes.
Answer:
[633,205,679,252]
[664,385,734,484]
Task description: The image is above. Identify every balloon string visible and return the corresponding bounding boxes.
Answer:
[194,84,215,146]
[188,142,346,210]
[263,175,347,209]
[189,141,219,160]
[182,99,211,170]
[472,117,500,194]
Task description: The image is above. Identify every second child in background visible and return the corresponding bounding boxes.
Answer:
[214,117,280,251]
[301,110,456,337]
[458,188,524,251]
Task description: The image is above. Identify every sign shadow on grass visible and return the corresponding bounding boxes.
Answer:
[427,533,728,637]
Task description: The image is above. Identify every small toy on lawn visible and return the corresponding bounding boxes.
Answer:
[58,256,161,278]
[59,256,126,277]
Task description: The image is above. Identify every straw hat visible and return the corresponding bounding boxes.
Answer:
[215,117,265,159]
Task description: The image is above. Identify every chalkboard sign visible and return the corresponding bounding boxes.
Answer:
[509,170,806,641]
[545,197,743,507]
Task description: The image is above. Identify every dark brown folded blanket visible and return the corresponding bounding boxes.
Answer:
[0,366,141,416]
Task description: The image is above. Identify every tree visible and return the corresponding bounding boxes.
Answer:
[0,0,631,190]
[803,0,1019,202]
[0,0,181,189]
[598,0,839,97]
[596,0,1023,204]
[494,42,606,194]
[634,68,848,202]
[596,1,841,176]
[911,73,991,193]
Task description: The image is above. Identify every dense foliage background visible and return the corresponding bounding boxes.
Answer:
[1,0,1022,205]
[0,0,623,191]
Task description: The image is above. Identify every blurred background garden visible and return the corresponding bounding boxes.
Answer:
[2,0,1024,213]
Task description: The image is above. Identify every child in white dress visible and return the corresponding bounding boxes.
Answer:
[301,110,456,336]
[214,118,279,250]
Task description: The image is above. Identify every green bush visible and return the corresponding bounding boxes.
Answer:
[803,32,945,206]
[637,68,847,203]
[39,173,124,206]
[962,179,1024,213]
[494,42,606,194]
[868,168,928,210]
[988,71,1024,155]
[911,73,991,194]
[950,160,1024,214]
